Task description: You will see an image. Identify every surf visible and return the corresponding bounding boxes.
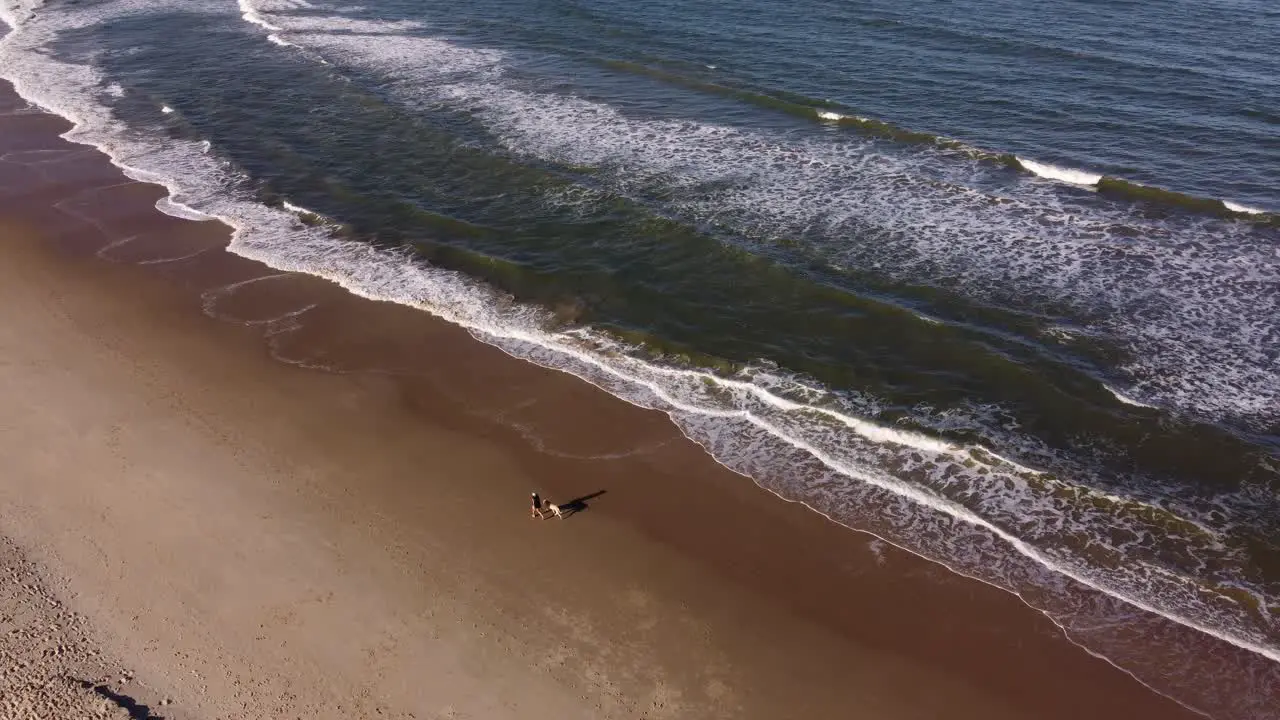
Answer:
[590,57,1278,220]
[1017,156,1103,186]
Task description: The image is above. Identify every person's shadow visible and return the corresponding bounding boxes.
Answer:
[557,490,607,518]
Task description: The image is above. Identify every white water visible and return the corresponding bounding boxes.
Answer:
[1017,160,1270,218]
[1017,156,1103,186]
[281,200,318,216]
[3,2,1278,717]
[288,14,1280,432]
[1104,384,1161,409]
[238,0,280,32]
[154,195,215,221]
[1225,200,1265,215]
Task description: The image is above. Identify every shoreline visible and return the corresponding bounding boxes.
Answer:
[0,79,1220,718]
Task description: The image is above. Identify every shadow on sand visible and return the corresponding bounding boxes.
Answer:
[70,677,165,720]
[555,490,607,518]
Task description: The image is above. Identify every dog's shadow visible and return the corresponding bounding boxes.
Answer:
[556,490,607,518]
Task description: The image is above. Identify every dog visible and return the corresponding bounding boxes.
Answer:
[543,500,565,519]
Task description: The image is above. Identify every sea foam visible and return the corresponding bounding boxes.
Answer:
[237,0,280,32]
[297,25,1279,432]
[1017,156,1103,186]
[1224,200,1264,215]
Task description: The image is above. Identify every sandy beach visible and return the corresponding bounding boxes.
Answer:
[0,80,1207,719]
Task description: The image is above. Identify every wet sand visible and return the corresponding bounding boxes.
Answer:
[0,80,1204,719]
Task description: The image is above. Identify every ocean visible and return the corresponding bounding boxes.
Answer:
[2,0,1277,716]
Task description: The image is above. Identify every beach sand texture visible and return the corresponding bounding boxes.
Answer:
[0,81,1205,719]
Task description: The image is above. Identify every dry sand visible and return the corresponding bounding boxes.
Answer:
[1,535,147,719]
[0,81,1203,719]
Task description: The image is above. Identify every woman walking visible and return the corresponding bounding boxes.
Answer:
[530,491,544,519]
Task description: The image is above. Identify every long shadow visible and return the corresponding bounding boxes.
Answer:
[70,678,165,720]
[558,490,607,518]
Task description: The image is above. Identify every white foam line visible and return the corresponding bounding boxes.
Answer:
[237,226,961,474]
[816,109,871,122]
[1105,384,1160,409]
[238,0,281,32]
[1224,200,1264,215]
[592,341,963,457]
[1017,156,1103,186]
[199,272,294,318]
[96,233,216,266]
[455,323,966,465]
[93,234,137,260]
[316,232,1216,543]
[478,336,1219,719]
[627,351,1203,618]
[161,104,174,114]
[155,195,216,221]
[704,441,1215,720]
[50,182,146,246]
[677,368,956,453]
[207,299,318,328]
[250,302,318,327]
[645,358,1051,479]
[471,290,1264,675]
[232,3,325,57]
[206,271,293,296]
[473,324,1244,643]
[979,442,1220,536]
[0,3,21,33]
[137,246,217,265]
[282,200,317,215]
[1,148,93,163]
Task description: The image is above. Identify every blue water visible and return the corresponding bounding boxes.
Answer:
[359,0,1280,211]
[2,0,1278,717]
